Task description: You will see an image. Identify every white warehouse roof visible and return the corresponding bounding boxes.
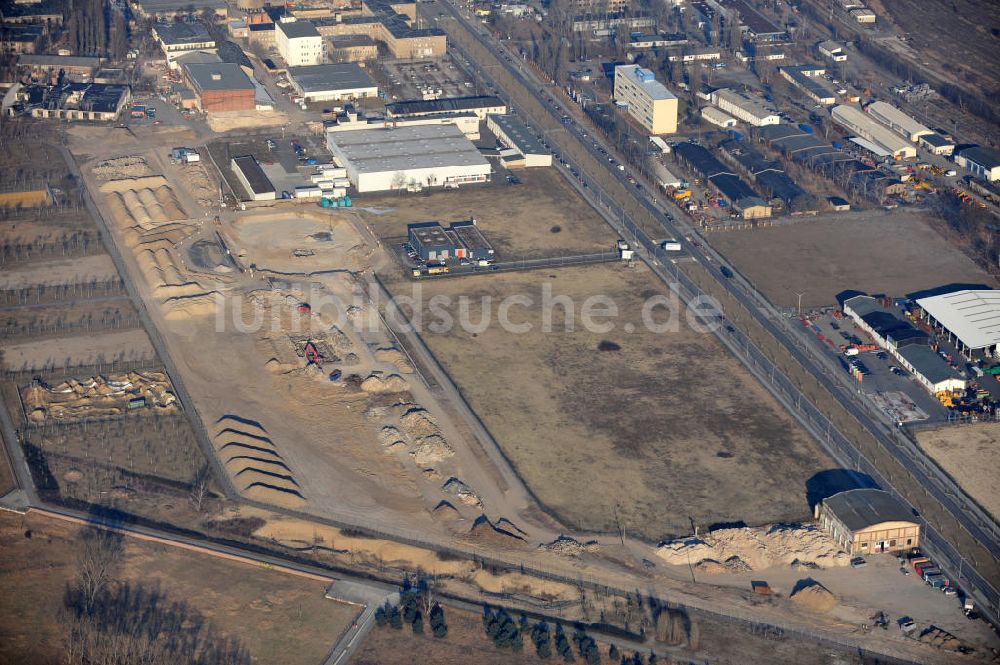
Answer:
[831,105,915,158]
[865,101,932,141]
[917,289,1000,351]
[328,124,488,172]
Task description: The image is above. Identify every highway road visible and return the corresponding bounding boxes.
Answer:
[429,0,1000,622]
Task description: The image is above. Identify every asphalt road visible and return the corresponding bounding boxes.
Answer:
[430,0,1000,621]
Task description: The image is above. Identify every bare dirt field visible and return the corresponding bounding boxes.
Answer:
[916,423,1000,521]
[0,511,355,665]
[710,212,994,308]
[0,328,155,371]
[0,254,118,290]
[387,262,831,540]
[356,168,617,261]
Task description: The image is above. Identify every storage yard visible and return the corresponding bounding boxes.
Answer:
[710,211,995,308]
[386,262,831,539]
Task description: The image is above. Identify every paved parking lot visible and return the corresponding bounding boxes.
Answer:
[206,133,330,200]
[802,309,951,423]
[372,56,476,101]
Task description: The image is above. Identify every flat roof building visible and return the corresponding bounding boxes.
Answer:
[287,63,378,102]
[897,346,967,393]
[486,113,552,167]
[408,219,494,262]
[325,124,491,193]
[182,62,256,112]
[328,34,378,62]
[831,105,916,159]
[153,22,216,62]
[955,146,1000,182]
[710,88,780,126]
[917,133,955,156]
[816,489,919,555]
[613,64,678,135]
[780,65,836,105]
[231,155,276,201]
[916,289,1000,359]
[132,0,227,19]
[865,101,932,142]
[818,40,847,61]
[701,105,737,128]
[276,18,323,67]
[385,95,506,120]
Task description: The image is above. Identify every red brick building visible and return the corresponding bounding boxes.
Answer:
[182,62,256,113]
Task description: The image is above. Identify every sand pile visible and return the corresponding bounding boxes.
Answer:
[790,580,838,613]
[400,408,439,437]
[100,177,187,230]
[378,425,406,448]
[539,535,599,557]
[918,626,964,651]
[93,155,152,181]
[360,373,408,394]
[162,292,220,320]
[213,416,304,508]
[472,571,575,602]
[442,477,482,507]
[23,371,177,423]
[433,499,461,519]
[656,523,848,571]
[206,110,289,133]
[410,434,454,465]
[467,515,528,548]
[374,347,414,374]
[177,160,217,208]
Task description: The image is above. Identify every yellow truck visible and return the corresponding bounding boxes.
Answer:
[673,189,692,201]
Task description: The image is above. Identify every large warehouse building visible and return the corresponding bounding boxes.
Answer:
[385,95,507,120]
[486,113,552,167]
[182,62,256,113]
[613,64,678,135]
[830,105,916,159]
[955,146,1000,182]
[816,489,919,556]
[710,88,780,126]
[287,63,378,102]
[325,124,491,193]
[865,101,932,142]
[916,289,1000,360]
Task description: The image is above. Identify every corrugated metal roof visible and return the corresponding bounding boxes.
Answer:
[823,489,915,531]
[916,289,1000,350]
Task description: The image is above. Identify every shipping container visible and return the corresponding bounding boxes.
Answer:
[293,186,323,199]
[798,123,814,134]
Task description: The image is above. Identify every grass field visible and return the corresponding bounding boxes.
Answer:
[0,511,356,665]
[709,213,994,308]
[915,423,1000,522]
[387,262,830,540]
[357,167,617,261]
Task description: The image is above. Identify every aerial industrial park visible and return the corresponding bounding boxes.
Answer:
[0,0,998,662]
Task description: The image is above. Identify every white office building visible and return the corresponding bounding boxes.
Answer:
[276,19,323,67]
[325,124,492,193]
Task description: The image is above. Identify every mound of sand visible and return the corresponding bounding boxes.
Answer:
[472,571,575,602]
[265,358,298,374]
[360,374,408,394]
[918,626,965,651]
[468,515,527,548]
[410,434,454,465]
[206,110,289,133]
[400,408,439,437]
[539,535,599,557]
[790,580,838,613]
[374,347,414,374]
[213,417,304,507]
[378,425,406,448]
[433,500,461,519]
[656,523,848,572]
[162,292,220,320]
[442,477,482,507]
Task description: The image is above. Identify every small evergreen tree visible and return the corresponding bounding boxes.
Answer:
[412,610,424,634]
[430,602,448,638]
[388,604,403,630]
[608,644,620,661]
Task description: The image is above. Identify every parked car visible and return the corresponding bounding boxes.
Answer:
[850,556,867,568]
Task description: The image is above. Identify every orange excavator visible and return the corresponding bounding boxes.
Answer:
[304,341,322,367]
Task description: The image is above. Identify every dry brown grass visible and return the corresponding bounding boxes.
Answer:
[0,511,356,665]
[915,422,1000,522]
[710,212,994,308]
[386,262,829,540]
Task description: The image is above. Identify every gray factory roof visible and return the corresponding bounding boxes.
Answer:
[330,34,378,47]
[154,21,213,45]
[277,20,321,39]
[409,222,451,248]
[958,145,1000,170]
[823,489,914,531]
[782,65,836,101]
[217,40,253,71]
[898,346,964,384]
[329,124,490,173]
[488,113,547,155]
[916,289,1000,350]
[386,95,505,116]
[18,54,102,69]
[184,63,254,92]
[232,155,275,196]
[287,63,377,92]
[19,82,129,113]
[919,133,953,148]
